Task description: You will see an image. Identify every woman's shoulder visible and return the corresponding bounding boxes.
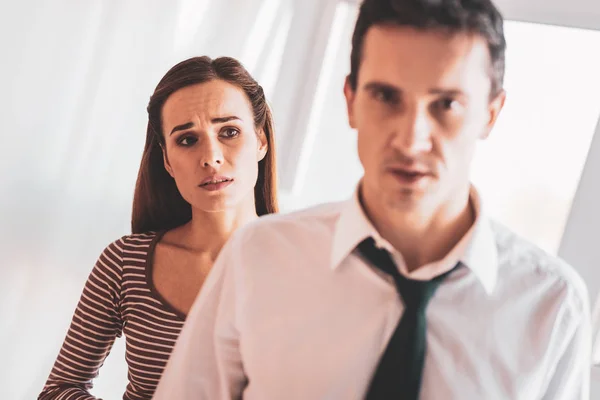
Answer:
[112,231,163,254]
[121,231,162,244]
[98,231,162,264]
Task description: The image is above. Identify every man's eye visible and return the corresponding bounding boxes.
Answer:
[373,88,398,104]
[432,97,465,114]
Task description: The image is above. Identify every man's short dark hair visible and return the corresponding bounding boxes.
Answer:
[349,0,506,97]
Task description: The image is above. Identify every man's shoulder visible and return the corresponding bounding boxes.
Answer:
[490,220,589,312]
[232,201,346,247]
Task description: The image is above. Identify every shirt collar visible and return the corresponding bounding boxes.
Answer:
[330,184,498,295]
[460,190,498,294]
[330,188,374,272]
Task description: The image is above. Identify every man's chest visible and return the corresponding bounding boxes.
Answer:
[237,273,556,400]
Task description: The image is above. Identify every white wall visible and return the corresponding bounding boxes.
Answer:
[559,120,600,397]
[560,120,600,317]
[495,0,600,31]
[343,0,600,30]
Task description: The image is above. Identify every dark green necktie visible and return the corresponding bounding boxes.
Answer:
[357,237,459,400]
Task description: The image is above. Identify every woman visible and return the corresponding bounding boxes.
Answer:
[38,56,278,400]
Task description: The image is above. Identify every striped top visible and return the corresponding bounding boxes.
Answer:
[39,231,186,400]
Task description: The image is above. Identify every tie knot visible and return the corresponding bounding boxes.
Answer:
[357,237,456,313]
[394,278,443,313]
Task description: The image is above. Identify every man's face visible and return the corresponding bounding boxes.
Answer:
[345,25,505,213]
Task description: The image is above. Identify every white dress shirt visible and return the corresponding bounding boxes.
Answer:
[154,188,591,400]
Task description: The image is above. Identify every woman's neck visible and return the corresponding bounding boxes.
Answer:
[173,198,258,259]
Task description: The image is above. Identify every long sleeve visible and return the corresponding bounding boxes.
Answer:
[153,232,246,400]
[541,285,592,400]
[38,238,125,400]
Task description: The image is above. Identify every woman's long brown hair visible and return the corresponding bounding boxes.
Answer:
[131,56,278,234]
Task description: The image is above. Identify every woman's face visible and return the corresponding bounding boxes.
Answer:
[161,79,268,213]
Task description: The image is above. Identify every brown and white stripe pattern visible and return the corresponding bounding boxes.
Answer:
[39,232,186,400]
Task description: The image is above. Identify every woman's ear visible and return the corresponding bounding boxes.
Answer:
[161,143,174,177]
[257,130,268,161]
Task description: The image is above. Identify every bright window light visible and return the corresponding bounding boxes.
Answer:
[472,21,600,253]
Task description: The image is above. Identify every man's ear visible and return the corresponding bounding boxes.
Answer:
[480,89,506,140]
[344,76,357,129]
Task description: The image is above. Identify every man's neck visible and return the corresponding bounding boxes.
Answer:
[361,184,475,272]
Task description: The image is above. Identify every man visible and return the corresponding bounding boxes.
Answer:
[154,0,591,398]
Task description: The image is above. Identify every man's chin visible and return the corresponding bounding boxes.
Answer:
[383,187,436,211]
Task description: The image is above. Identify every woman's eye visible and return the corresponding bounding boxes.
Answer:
[177,136,197,146]
[221,128,240,138]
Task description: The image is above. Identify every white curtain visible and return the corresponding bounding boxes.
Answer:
[0,0,344,398]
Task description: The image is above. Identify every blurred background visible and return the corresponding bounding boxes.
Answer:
[2,0,600,398]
